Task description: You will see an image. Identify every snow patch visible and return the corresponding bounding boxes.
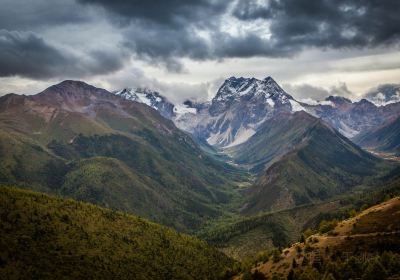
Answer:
[174,104,197,115]
[367,91,400,106]
[299,98,334,106]
[266,98,275,107]
[289,99,305,112]
[224,126,256,148]
[338,121,359,138]
[135,92,152,106]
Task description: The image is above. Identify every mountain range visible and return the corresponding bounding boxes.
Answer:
[109,77,399,212]
[117,77,400,148]
[1,77,399,219]
[0,76,399,277]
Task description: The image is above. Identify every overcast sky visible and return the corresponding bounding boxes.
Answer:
[1,0,399,103]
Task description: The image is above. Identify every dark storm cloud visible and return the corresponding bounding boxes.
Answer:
[77,0,228,71]
[0,0,90,30]
[77,0,227,27]
[122,22,210,72]
[76,0,400,70]
[0,30,126,79]
[233,0,400,50]
[2,0,399,77]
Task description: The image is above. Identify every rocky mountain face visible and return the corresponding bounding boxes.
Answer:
[111,77,399,149]
[167,77,400,147]
[303,96,400,138]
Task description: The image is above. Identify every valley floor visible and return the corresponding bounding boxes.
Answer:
[367,149,400,162]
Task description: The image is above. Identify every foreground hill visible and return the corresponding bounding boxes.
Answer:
[241,196,400,279]
[0,80,244,231]
[0,186,233,280]
[228,111,388,214]
[354,115,400,156]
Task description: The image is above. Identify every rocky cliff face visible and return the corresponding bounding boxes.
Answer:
[172,76,306,148]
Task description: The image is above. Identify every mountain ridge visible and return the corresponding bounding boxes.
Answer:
[109,76,400,148]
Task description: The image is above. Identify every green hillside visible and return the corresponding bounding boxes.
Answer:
[0,81,247,232]
[225,112,321,173]
[0,128,66,192]
[0,186,233,280]
[235,112,389,214]
[238,196,400,280]
[200,174,400,259]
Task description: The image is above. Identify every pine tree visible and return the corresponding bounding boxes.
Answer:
[362,259,388,280]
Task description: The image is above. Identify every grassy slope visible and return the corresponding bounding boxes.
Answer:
[0,128,67,192]
[225,112,320,173]
[238,112,390,214]
[0,186,233,280]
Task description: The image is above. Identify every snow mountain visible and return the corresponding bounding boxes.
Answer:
[172,76,307,148]
[114,88,175,119]
[113,77,400,149]
[303,96,400,138]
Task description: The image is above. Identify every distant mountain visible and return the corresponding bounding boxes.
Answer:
[234,111,385,214]
[173,76,306,148]
[303,96,400,138]
[168,77,400,147]
[111,78,400,146]
[113,88,175,118]
[0,80,243,232]
[0,186,233,279]
[364,83,400,106]
[354,116,400,155]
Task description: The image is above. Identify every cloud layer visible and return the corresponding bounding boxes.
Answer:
[1,0,399,79]
[0,0,399,102]
[77,0,400,69]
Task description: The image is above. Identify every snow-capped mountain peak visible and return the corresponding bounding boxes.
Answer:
[112,76,400,150]
[213,76,292,103]
[209,76,300,117]
[113,88,174,118]
[183,76,307,147]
